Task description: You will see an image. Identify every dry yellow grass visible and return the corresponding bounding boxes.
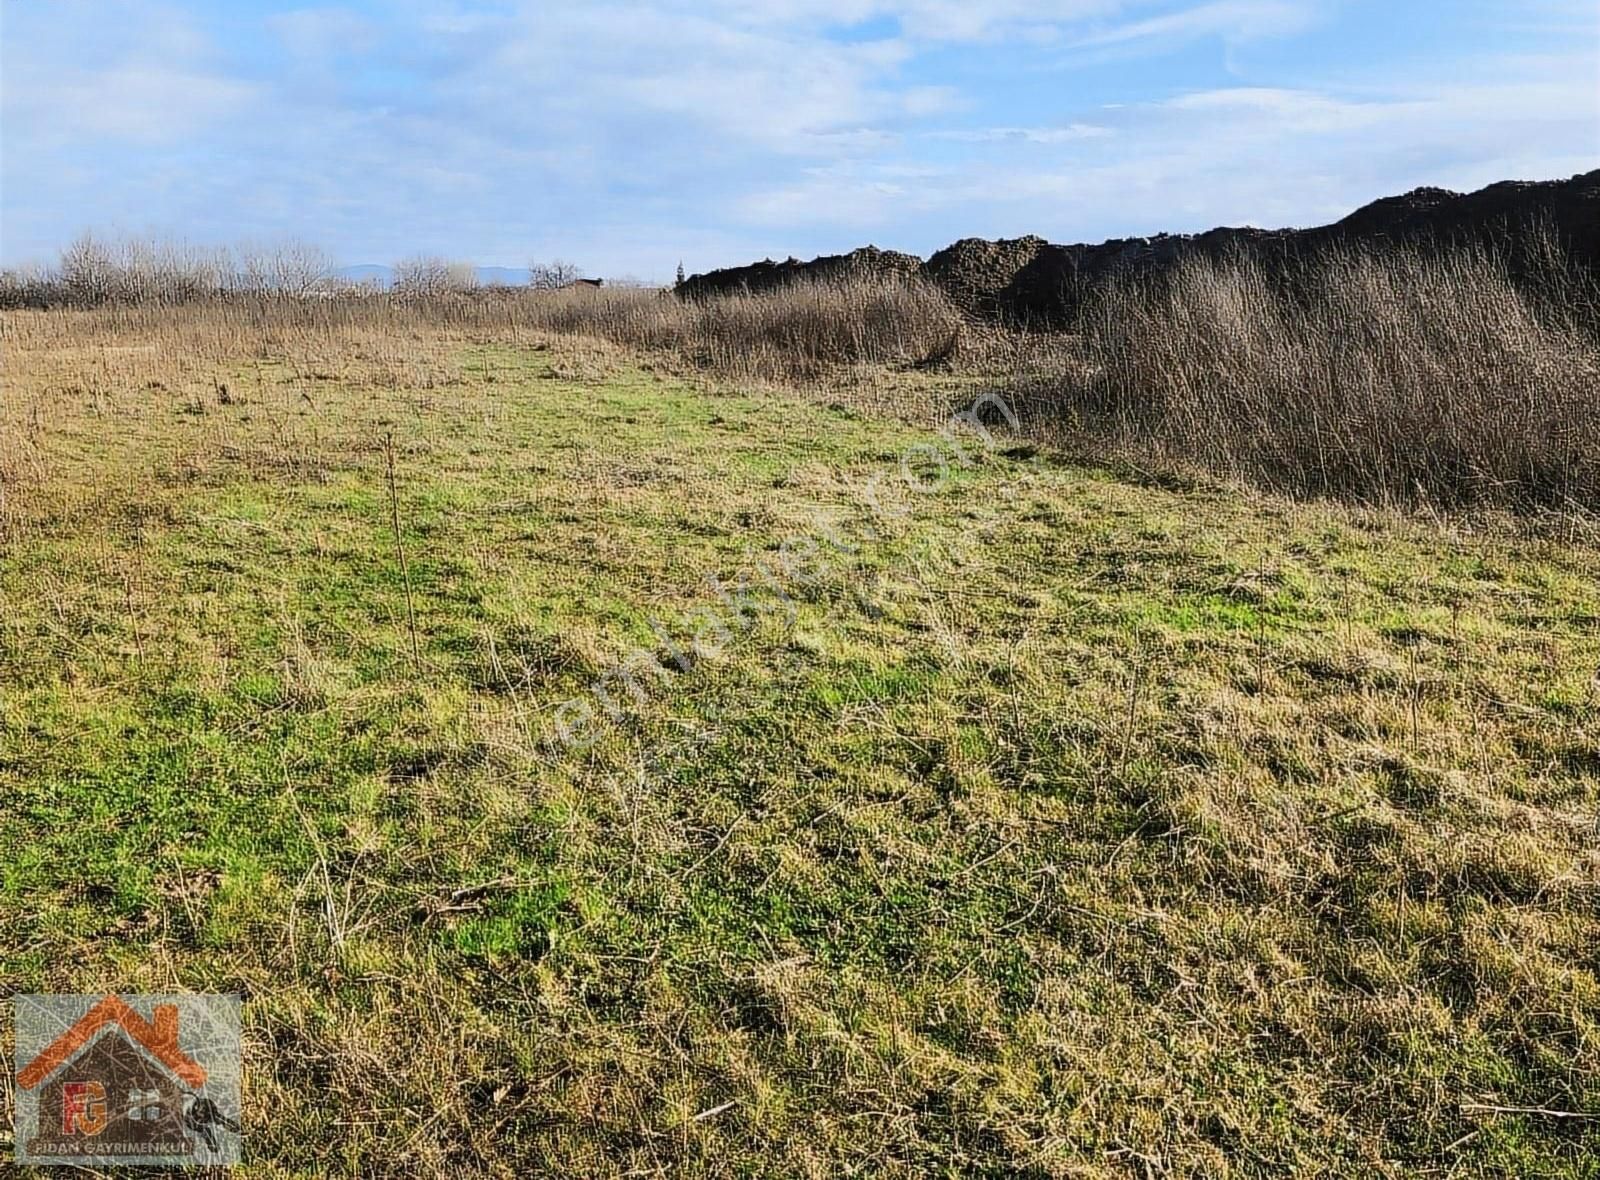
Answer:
[1052,243,1600,511]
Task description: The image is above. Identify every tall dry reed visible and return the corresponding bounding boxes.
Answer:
[1053,243,1600,510]
[3,274,962,386]
[520,276,961,379]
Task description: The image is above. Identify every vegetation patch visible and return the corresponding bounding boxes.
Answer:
[1,307,1597,1176]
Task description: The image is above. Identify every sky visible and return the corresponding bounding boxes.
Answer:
[2,0,1597,280]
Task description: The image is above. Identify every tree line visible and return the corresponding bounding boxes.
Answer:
[0,232,601,307]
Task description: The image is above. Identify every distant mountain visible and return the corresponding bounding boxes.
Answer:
[332,265,534,289]
[476,266,531,287]
[333,265,393,288]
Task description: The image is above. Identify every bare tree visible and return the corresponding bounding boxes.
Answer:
[0,261,55,309]
[392,255,477,297]
[122,237,229,304]
[529,259,584,290]
[44,231,339,305]
[393,256,444,296]
[59,232,115,305]
[241,240,336,296]
[56,233,232,305]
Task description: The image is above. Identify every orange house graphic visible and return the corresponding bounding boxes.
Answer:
[17,995,207,1158]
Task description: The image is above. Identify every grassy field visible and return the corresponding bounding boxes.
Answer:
[2,313,1599,1176]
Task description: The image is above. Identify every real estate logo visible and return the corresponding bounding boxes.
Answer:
[13,994,241,1167]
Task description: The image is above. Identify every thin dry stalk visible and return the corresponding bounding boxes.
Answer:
[382,432,423,672]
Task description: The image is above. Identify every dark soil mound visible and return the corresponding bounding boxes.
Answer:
[678,169,1600,328]
[922,236,1050,319]
[676,245,920,301]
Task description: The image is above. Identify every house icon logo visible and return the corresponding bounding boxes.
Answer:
[13,994,241,1167]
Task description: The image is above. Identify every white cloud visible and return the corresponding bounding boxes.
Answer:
[734,53,1600,241]
[900,85,963,116]
[2,3,256,147]
[1162,87,1419,134]
[690,0,1124,42]
[867,0,1122,42]
[26,67,255,144]
[268,8,379,60]
[929,123,1114,143]
[459,4,916,151]
[1075,0,1320,47]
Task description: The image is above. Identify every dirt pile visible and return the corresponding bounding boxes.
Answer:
[675,245,920,301]
[922,236,1050,319]
[679,169,1600,328]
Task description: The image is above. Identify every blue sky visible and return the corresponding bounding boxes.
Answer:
[2,0,1596,279]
